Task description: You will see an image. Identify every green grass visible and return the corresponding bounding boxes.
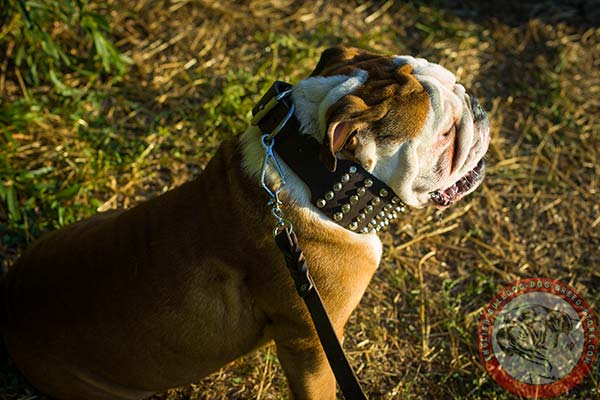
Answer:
[1,1,599,399]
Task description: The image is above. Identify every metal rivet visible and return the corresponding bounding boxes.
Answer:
[378,211,385,218]
[365,205,373,214]
[333,182,343,192]
[392,212,398,219]
[395,205,406,213]
[371,197,381,206]
[384,204,393,211]
[357,213,366,222]
[387,213,394,220]
[341,174,350,183]
[348,221,358,231]
[361,227,369,233]
[391,196,400,204]
[316,199,326,208]
[342,204,351,213]
[333,212,343,221]
[379,188,389,197]
[349,166,358,174]
[325,191,335,200]
[364,179,373,188]
[357,187,366,196]
[349,195,359,205]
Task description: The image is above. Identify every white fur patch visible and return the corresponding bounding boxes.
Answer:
[291,70,368,141]
[393,56,456,88]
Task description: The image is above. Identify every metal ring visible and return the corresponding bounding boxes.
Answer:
[267,103,295,141]
[273,219,293,237]
[261,134,274,149]
[271,207,285,221]
[275,89,293,101]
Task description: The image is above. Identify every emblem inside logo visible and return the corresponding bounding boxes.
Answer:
[478,278,598,398]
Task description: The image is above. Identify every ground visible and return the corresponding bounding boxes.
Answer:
[0,1,598,399]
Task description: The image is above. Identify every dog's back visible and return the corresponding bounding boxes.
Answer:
[1,139,272,400]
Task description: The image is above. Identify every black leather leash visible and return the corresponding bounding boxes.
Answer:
[274,226,368,400]
[252,81,388,399]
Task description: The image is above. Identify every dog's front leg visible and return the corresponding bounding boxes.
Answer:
[275,339,336,400]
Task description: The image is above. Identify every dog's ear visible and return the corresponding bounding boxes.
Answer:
[320,120,360,172]
[319,92,373,171]
[319,63,429,171]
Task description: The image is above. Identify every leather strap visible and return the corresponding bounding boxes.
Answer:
[252,81,407,234]
[275,227,368,400]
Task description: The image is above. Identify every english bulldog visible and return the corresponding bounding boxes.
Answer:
[0,46,489,400]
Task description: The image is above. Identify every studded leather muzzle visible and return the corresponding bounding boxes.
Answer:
[252,81,408,233]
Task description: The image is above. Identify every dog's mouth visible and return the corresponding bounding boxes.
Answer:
[429,158,485,208]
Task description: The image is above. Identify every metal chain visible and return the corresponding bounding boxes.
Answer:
[254,88,296,236]
[260,134,293,236]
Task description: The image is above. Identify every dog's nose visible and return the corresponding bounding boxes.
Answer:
[469,95,487,123]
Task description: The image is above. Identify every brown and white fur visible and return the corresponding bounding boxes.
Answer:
[0,47,489,400]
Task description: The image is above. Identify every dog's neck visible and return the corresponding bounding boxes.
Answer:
[240,126,343,230]
[240,77,388,265]
[243,81,408,235]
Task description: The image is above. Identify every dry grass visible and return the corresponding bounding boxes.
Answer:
[1,1,599,399]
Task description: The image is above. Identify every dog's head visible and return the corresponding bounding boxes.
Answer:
[292,46,490,208]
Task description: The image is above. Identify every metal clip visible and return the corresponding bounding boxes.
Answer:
[252,89,295,141]
[260,134,293,236]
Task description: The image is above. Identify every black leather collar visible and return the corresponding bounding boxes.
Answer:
[251,81,407,234]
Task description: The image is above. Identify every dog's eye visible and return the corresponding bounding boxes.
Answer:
[442,125,456,139]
